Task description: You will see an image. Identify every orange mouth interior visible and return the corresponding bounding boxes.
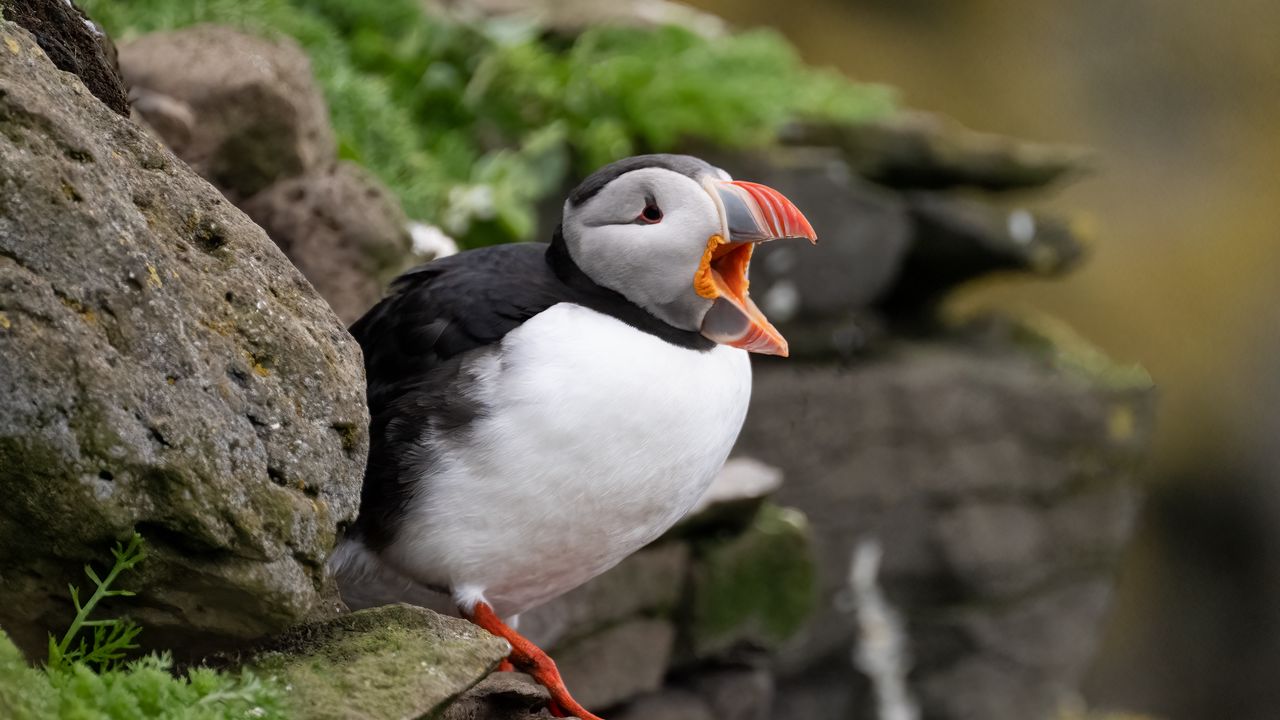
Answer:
[694,235,754,302]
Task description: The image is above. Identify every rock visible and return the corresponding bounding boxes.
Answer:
[681,504,817,661]
[691,665,775,720]
[3,0,129,117]
[612,690,713,720]
[0,22,367,658]
[771,662,862,720]
[704,146,911,359]
[913,580,1116,720]
[521,542,689,650]
[241,162,414,324]
[245,604,509,720]
[676,457,783,534]
[555,618,676,711]
[785,110,1091,192]
[440,672,556,720]
[736,322,1153,720]
[879,194,1087,318]
[119,25,335,199]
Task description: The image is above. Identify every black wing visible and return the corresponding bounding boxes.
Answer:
[350,242,565,420]
[349,242,566,550]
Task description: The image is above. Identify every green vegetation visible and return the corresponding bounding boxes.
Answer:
[0,535,284,720]
[80,0,894,246]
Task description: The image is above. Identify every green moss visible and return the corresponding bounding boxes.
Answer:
[0,633,57,718]
[78,0,894,247]
[684,503,817,659]
[246,604,507,720]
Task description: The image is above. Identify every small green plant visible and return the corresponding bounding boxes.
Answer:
[0,534,286,720]
[46,533,146,673]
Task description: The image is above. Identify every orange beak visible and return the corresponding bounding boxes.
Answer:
[695,179,818,357]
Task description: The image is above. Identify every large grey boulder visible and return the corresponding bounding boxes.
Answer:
[0,22,367,657]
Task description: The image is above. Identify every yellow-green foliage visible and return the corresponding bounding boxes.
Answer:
[79,0,894,246]
[0,535,285,720]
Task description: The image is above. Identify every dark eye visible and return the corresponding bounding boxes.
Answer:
[637,203,663,224]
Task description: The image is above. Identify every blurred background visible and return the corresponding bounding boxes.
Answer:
[682,0,1280,717]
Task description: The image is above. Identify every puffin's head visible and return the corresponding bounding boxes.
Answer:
[559,154,817,357]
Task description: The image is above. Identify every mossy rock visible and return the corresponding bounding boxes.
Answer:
[681,503,817,660]
[246,605,509,720]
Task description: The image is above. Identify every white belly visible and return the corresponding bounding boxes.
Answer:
[383,303,751,617]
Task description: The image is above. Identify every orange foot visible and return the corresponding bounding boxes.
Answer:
[465,601,604,720]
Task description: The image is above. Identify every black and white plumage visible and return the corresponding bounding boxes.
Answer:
[330,154,816,625]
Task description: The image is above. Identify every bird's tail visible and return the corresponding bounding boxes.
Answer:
[328,537,457,615]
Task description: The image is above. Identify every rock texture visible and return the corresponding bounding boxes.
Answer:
[441,673,556,720]
[119,25,335,200]
[245,605,509,720]
[241,162,413,324]
[0,21,367,658]
[555,618,676,710]
[3,0,129,117]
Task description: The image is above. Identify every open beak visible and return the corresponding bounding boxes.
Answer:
[694,179,818,357]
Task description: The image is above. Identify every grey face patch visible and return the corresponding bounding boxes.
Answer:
[562,165,725,331]
[567,154,718,207]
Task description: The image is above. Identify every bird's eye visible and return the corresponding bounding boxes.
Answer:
[637,203,663,224]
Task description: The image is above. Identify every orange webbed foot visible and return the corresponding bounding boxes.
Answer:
[464,601,603,720]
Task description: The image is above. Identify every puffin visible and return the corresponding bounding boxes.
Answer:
[329,154,816,719]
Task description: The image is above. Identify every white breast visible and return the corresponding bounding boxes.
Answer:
[382,303,751,617]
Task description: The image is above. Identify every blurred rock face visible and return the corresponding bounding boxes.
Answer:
[118,25,413,324]
[0,22,367,658]
[741,328,1151,720]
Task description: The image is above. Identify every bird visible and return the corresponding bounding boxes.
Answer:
[328,154,816,719]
